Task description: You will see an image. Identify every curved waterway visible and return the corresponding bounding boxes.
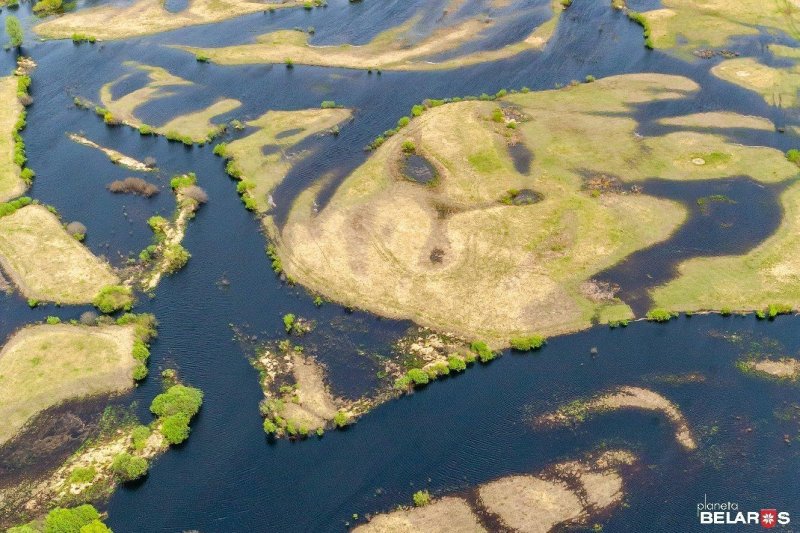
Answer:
[1,0,799,530]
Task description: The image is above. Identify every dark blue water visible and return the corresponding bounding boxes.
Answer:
[1,0,800,530]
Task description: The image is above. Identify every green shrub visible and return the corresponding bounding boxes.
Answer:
[767,303,792,318]
[266,243,283,274]
[491,107,504,123]
[150,384,203,418]
[43,505,101,533]
[46,316,61,325]
[470,341,496,362]
[71,33,96,43]
[110,452,148,481]
[283,313,296,333]
[320,100,337,108]
[20,167,35,183]
[131,425,151,451]
[93,285,133,313]
[162,243,190,274]
[411,104,425,117]
[285,58,294,68]
[78,520,111,533]
[509,335,546,351]
[406,368,429,386]
[263,418,278,434]
[786,149,800,165]
[159,413,191,444]
[132,363,148,381]
[68,466,96,484]
[195,53,210,62]
[447,355,467,372]
[397,116,410,128]
[401,140,416,153]
[333,410,350,427]
[213,142,228,157]
[139,124,153,135]
[646,308,676,322]
[170,173,197,190]
[585,74,596,83]
[413,490,431,507]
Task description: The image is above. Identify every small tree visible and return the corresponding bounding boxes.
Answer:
[5,16,23,49]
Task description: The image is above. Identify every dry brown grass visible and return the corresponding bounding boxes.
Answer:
[34,0,307,40]
[0,323,136,445]
[223,108,351,212]
[0,77,25,203]
[178,3,563,70]
[742,358,800,380]
[275,74,794,344]
[0,205,119,304]
[68,133,153,172]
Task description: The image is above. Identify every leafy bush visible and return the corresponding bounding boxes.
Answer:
[767,303,792,318]
[786,149,800,165]
[406,368,429,386]
[397,116,410,128]
[46,316,61,325]
[180,185,208,204]
[43,504,101,533]
[163,243,191,274]
[111,452,148,481]
[263,418,278,434]
[170,173,197,190]
[213,143,228,157]
[71,33,96,44]
[131,425,151,451]
[333,410,350,427]
[283,313,296,333]
[132,363,148,381]
[413,490,431,507]
[0,196,32,218]
[401,140,416,153]
[68,466,96,484]
[447,355,467,372]
[627,10,654,48]
[150,384,204,418]
[159,413,191,444]
[93,285,133,313]
[470,341,496,362]
[646,308,676,322]
[78,520,111,533]
[320,100,337,108]
[139,124,153,135]
[195,53,210,62]
[411,104,425,117]
[509,335,546,351]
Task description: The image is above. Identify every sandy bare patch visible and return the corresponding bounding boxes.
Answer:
[0,324,136,445]
[742,358,800,380]
[0,76,25,203]
[538,386,696,450]
[479,475,582,532]
[68,133,153,172]
[0,205,118,304]
[354,497,485,533]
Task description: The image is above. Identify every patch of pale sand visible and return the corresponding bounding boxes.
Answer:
[478,476,583,533]
[538,386,696,450]
[595,386,696,450]
[657,112,774,131]
[280,354,340,430]
[67,133,153,172]
[34,0,305,40]
[0,205,119,304]
[745,358,800,379]
[353,497,485,533]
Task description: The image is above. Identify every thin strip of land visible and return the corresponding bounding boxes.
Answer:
[0,77,25,202]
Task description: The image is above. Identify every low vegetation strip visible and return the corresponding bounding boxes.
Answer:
[0,323,137,445]
[0,204,119,304]
[0,76,25,202]
[67,133,154,172]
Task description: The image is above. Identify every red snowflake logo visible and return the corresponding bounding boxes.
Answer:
[761,509,777,529]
